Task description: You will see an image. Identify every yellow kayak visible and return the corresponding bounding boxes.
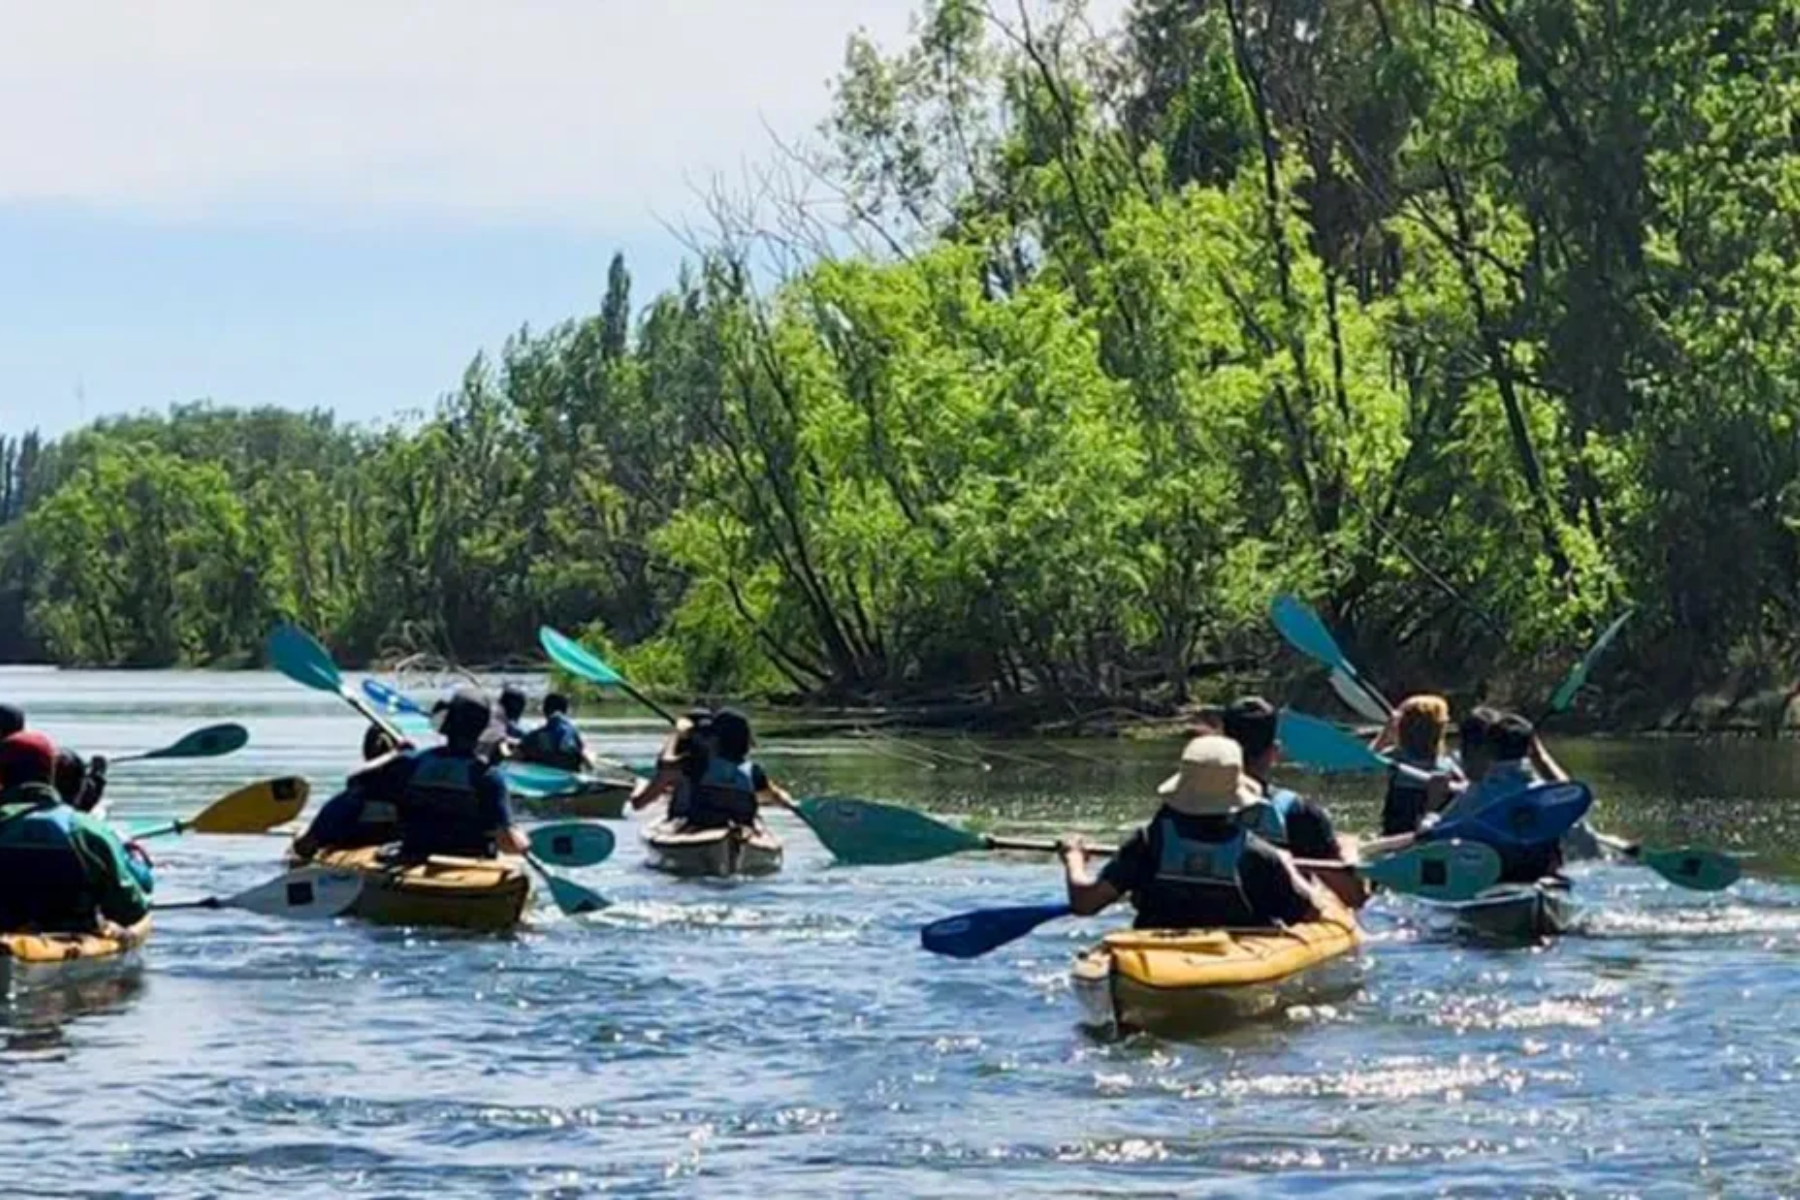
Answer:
[312,846,530,932]
[1072,901,1362,1035]
[0,918,152,994]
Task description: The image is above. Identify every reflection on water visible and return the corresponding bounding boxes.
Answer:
[0,671,1797,1193]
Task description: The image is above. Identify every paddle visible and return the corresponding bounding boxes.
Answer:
[527,821,617,868]
[918,839,1504,959]
[1277,709,1427,777]
[125,777,310,840]
[111,723,251,765]
[266,621,610,917]
[796,794,1502,896]
[155,865,364,920]
[1542,609,1634,720]
[538,626,677,723]
[1270,594,1393,722]
[1586,830,1742,892]
[359,679,437,737]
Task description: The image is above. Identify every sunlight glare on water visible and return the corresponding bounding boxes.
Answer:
[1,670,1799,1194]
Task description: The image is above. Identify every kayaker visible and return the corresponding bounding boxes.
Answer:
[518,693,594,773]
[1435,711,1570,882]
[376,688,529,859]
[0,731,150,934]
[1377,694,1465,835]
[1220,696,1341,861]
[642,708,793,829]
[291,731,413,859]
[630,707,715,818]
[498,685,529,742]
[1058,734,1325,930]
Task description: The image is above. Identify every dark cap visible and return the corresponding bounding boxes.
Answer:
[498,684,528,719]
[1221,695,1278,760]
[0,705,25,739]
[440,688,494,745]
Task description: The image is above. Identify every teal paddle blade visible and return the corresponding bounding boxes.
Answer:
[528,822,617,868]
[921,902,1072,959]
[500,762,588,798]
[267,622,344,695]
[525,854,609,915]
[793,796,987,865]
[539,626,623,686]
[1277,710,1387,774]
[1270,594,1352,672]
[1639,846,1741,892]
[1362,839,1501,902]
[134,723,250,761]
[1549,609,1633,714]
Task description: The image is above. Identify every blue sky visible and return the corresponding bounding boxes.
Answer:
[0,0,958,435]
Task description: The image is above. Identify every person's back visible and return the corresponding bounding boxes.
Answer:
[391,690,523,860]
[1063,735,1319,932]
[1222,696,1341,861]
[1381,695,1465,836]
[518,693,588,772]
[0,732,149,933]
[1440,712,1561,883]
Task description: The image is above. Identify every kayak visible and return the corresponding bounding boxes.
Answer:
[644,820,783,878]
[311,846,531,932]
[1425,878,1577,942]
[1072,900,1362,1036]
[509,776,632,821]
[0,918,152,994]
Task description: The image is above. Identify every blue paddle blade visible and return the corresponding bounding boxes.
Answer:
[1432,782,1594,851]
[1270,594,1352,672]
[1277,710,1387,774]
[920,902,1072,959]
[266,622,345,694]
[361,679,428,719]
[1549,609,1633,714]
[793,796,987,865]
[539,626,624,686]
[528,822,616,868]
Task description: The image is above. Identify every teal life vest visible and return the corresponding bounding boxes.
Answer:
[1153,818,1247,888]
[0,784,96,930]
[1238,787,1301,846]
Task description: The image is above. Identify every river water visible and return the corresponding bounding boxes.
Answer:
[1,671,1797,1196]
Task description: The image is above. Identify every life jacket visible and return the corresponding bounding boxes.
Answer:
[398,750,497,857]
[1128,816,1267,930]
[1238,787,1301,847]
[519,715,584,773]
[1381,753,1458,836]
[683,757,759,830]
[0,784,98,931]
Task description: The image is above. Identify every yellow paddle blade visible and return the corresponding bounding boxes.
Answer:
[187,776,311,834]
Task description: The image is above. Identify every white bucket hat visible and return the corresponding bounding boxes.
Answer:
[1157,735,1264,815]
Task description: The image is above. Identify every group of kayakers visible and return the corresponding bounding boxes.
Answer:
[1059,693,1573,933]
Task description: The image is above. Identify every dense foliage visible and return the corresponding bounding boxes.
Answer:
[4,0,1798,721]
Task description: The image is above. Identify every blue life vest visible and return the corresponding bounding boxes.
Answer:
[1153,818,1247,888]
[1238,787,1301,846]
[685,757,759,829]
[0,786,94,929]
[399,751,494,857]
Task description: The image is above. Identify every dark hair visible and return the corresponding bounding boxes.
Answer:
[1222,696,1278,761]
[1459,705,1502,752]
[1492,711,1536,760]
[441,689,493,747]
[710,708,752,761]
[543,692,571,717]
[52,750,86,805]
[362,724,399,761]
[499,685,527,721]
[0,705,24,740]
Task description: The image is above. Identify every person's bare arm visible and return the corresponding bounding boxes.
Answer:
[1058,836,1121,916]
[498,825,530,856]
[759,780,796,811]
[1529,736,1570,783]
